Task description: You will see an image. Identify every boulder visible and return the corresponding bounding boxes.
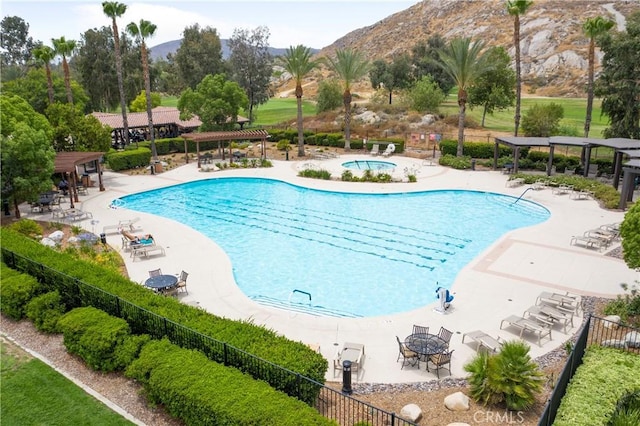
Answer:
[354,110,380,124]
[602,339,627,349]
[603,315,621,329]
[625,331,640,349]
[400,403,422,422]
[40,237,57,248]
[48,230,65,242]
[444,391,470,411]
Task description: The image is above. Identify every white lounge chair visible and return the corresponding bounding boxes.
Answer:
[382,143,396,157]
[370,144,380,156]
[524,305,574,333]
[462,330,502,352]
[103,217,140,234]
[500,314,552,346]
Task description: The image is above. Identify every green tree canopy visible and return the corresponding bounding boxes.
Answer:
[130,90,161,112]
[521,102,564,137]
[406,75,446,113]
[621,201,640,269]
[595,11,640,139]
[316,79,342,113]
[178,73,248,131]
[0,94,55,218]
[369,54,413,104]
[468,46,516,127]
[45,102,111,152]
[228,26,273,123]
[0,15,36,80]
[1,69,88,115]
[174,24,226,91]
[411,35,455,94]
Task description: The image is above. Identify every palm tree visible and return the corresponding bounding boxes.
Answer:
[103,1,131,146]
[507,0,533,136]
[436,37,491,156]
[325,48,369,150]
[278,45,321,157]
[32,45,56,105]
[583,16,614,137]
[127,19,158,161]
[51,36,77,104]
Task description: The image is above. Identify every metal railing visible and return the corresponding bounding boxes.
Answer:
[538,315,640,425]
[1,249,416,426]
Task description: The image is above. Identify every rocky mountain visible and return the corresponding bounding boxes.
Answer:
[149,39,317,62]
[318,0,638,97]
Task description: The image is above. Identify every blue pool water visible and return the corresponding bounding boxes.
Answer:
[117,178,549,317]
[342,160,396,170]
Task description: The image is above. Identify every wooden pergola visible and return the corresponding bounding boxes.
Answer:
[181,130,270,168]
[54,152,105,208]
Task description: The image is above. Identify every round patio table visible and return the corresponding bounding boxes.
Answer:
[404,333,447,367]
[145,274,178,291]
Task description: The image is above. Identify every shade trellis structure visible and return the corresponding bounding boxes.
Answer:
[181,130,270,168]
[54,152,106,208]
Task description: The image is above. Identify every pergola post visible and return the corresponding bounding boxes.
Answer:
[613,151,623,190]
[582,146,592,177]
[493,140,499,170]
[547,145,555,176]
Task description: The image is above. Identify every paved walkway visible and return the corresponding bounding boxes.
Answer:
[23,155,638,384]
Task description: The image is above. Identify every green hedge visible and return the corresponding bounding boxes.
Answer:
[58,306,143,372]
[0,228,328,391]
[0,262,42,320]
[126,339,335,426]
[105,147,152,171]
[25,290,65,333]
[440,140,518,158]
[554,346,640,426]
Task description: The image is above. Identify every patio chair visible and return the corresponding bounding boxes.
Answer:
[148,269,162,277]
[427,349,454,379]
[396,336,419,369]
[437,326,454,347]
[370,144,380,156]
[524,304,574,333]
[462,330,502,353]
[176,270,189,293]
[536,291,582,315]
[333,342,365,377]
[412,325,429,335]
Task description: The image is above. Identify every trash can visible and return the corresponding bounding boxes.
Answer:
[154,162,163,174]
[341,360,352,395]
[100,233,107,244]
[81,173,90,187]
[471,159,476,171]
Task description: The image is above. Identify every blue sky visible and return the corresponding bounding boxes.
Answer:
[2,0,417,49]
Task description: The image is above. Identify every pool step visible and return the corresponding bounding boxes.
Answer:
[250,295,361,318]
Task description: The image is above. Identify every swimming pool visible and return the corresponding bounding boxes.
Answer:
[118,178,549,317]
[342,160,396,171]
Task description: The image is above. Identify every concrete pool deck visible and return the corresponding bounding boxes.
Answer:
[24,155,638,384]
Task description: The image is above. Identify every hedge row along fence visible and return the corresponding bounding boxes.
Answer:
[0,228,326,400]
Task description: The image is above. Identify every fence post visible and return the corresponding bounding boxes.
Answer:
[223,342,228,366]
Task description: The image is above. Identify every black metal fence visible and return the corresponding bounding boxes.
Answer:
[538,315,640,425]
[1,249,416,426]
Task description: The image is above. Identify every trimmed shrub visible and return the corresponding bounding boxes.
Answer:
[0,265,41,320]
[105,147,152,171]
[58,306,132,372]
[439,154,472,170]
[299,169,332,180]
[9,219,43,239]
[126,339,333,426]
[25,290,66,333]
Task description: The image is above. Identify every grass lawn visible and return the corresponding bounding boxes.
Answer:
[439,95,608,137]
[0,340,133,425]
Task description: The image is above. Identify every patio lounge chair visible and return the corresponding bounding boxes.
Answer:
[333,342,365,377]
[500,314,552,346]
[396,336,419,369]
[370,144,380,156]
[103,217,140,234]
[570,235,604,251]
[462,330,502,352]
[524,305,574,333]
[536,291,582,315]
[382,143,395,157]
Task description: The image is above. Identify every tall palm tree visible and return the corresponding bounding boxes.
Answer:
[279,45,321,157]
[32,45,56,105]
[507,0,533,136]
[103,1,131,146]
[127,19,158,161]
[51,36,77,104]
[325,48,369,150]
[437,37,492,157]
[583,16,614,138]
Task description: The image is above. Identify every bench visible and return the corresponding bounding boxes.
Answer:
[131,244,166,260]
